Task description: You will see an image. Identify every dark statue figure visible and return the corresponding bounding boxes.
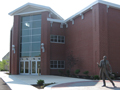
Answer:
[97,56,116,87]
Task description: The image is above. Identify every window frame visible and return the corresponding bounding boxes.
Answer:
[50,60,65,69]
[50,35,65,44]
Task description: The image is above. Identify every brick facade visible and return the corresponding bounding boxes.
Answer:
[10,2,120,76]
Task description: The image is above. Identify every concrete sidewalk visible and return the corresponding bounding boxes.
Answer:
[0,71,120,90]
[0,72,38,90]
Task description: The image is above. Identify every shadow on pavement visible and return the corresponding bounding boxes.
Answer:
[53,81,99,87]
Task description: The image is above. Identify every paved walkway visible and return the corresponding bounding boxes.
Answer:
[49,80,120,90]
[0,71,120,90]
[0,77,11,90]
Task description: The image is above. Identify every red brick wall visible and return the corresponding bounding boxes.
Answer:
[107,7,120,76]
[65,10,94,75]
[41,12,50,75]
[49,23,66,75]
[11,15,20,74]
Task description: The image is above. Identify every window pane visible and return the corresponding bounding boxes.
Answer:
[58,65,60,68]
[22,22,31,29]
[21,36,31,43]
[32,21,41,28]
[32,43,40,51]
[21,43,30,52]
[61,61,64,64]
[32,36,41,42]
[25,62,29,73]
[51,65,53,68]
[31,52,41,57]
[20,53,30,57]
[21,16,30,22]
[50,61,53,64]
[54,65,57,68]
[20,62,24,73]
[58,61,60,64]
[32,28,41,35]
[21,30,31,36]
[54,61,57,64]
[32,15,41,20]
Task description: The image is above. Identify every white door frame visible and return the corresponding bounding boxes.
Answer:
[19,60,30,75]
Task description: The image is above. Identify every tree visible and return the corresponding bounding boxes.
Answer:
[66,51,79,74]
[0,60,9,71]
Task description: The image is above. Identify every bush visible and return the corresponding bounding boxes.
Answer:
[75,69,80,74]
[37,80,44,85]
[83,71,89,76]
[66,70,70,76]
[94,75,99,80]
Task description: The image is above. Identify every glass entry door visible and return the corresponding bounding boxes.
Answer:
[20,60,40,75]
[31,60,41,75]
[20,60,30,75]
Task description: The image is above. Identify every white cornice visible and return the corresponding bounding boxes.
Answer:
[9,1,120,25]
[47,18,64,23]
[9,2,64,20]
[14,10,48,15]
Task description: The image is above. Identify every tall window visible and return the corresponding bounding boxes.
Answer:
[20,15,41,58]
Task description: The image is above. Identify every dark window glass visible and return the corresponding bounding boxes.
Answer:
[54,61,57,64]
[51,65,53,68]
[21,36,31,43]
[32,15,41,20]
[54,65,57,68]
[61,65,64,68]
[58,65,60,68]
[21,30,31,36]
[20,53,30,57]
[22,22,31,29]
[31,52,41,57]
[50,61,53,64]
[21,16,30,22]
[32,21,41,28]
[21,43,30,52]
[61,61,64,64]
[32,28,41,35]
[32,43,40,51]
[58,61,60,64]
[32,35,41,42]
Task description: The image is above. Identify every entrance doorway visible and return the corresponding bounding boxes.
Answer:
[20,60,41,75]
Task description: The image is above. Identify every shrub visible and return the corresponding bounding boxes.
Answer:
[75,69,80,75]
[66,70,70,76]
[83,71,89,76]
[94,75,99,80]
[37,80,44,85]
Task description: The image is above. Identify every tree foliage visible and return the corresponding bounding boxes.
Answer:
[66,51,78,74]
[0,60,9,71]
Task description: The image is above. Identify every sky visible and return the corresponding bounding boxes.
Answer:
[0,0,120,61]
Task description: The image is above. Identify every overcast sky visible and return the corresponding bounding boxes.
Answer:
[0,0,120,61]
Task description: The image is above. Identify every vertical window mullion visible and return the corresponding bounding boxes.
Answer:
[57,61,58,69]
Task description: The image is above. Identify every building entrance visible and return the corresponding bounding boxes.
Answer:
[20,60,41,75]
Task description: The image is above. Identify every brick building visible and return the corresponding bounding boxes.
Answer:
[9,0,120,76]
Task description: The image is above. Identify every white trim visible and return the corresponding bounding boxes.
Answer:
[9,2,64,20]
[65,23,68,28]
[60,23,63,28]
[50,21,53,27]
[14,10,48,15]
[47,18,64,23]
[70,19,74,24]
[80,14,84,20]
[107,5,109,13]
[9,1,120,24]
